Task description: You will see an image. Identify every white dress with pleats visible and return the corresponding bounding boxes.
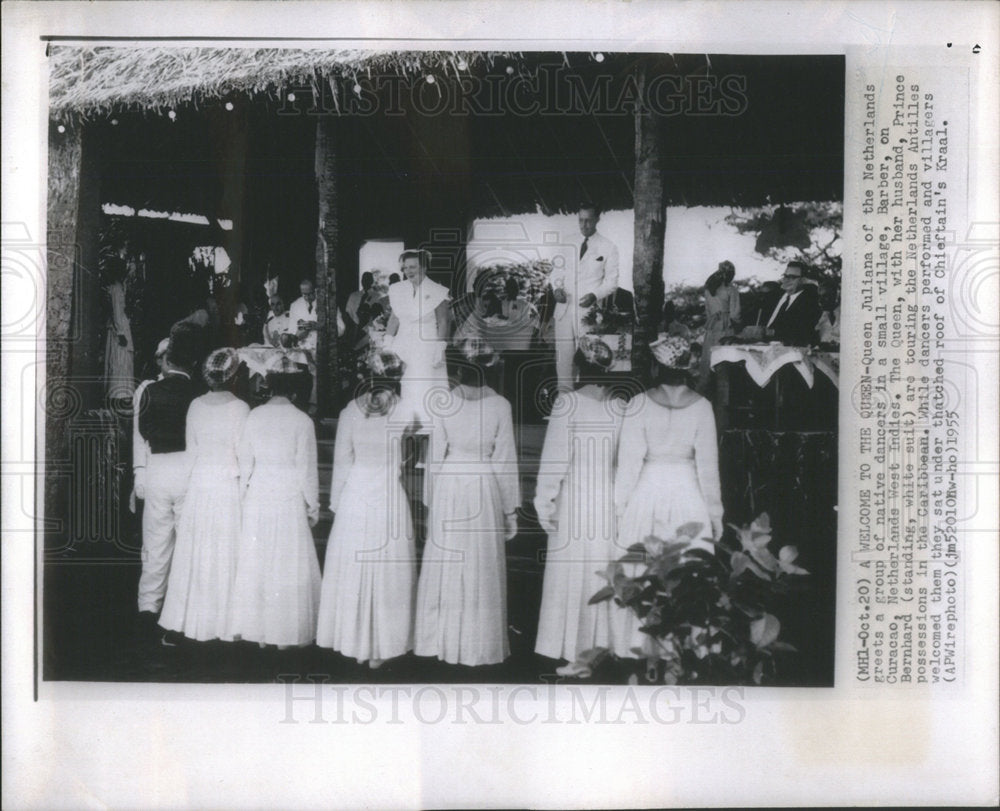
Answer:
[316,398,416,661]
[159,392,249,641]
[414,389,520,666]
[612,389,723,658]
[533,389,628,662]
[228,401,321,646]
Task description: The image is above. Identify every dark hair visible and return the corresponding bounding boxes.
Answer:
[446,345,494,388]
[299,278,315,289]
[399,249,429,270]
[360,271,374,288]
[785,260,808,277]
[388,273,401,284]
[266,370,310,401]
[705,269,725,297]
[573,347,613,388]
[653,365,693,387]
[578,201,601,217]
[504,277,520,299]
[166,323,205,371]
[481,292,502,318]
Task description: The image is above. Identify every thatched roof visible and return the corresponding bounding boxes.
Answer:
[48,46,519,117]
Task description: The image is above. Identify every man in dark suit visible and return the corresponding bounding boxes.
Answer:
[135,325,202,624]
[763,261,820,346]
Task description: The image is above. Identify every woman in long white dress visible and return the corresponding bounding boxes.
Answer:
[103,256,135,401]
[613,335,724,658]
[385,249,450,426]
[228,359,321,648]
[159,348,248,642]
[316,351,416,668]
[414,340,520,666]
[534,338,629,674]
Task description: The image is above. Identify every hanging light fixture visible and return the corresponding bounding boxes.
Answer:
[594,52,605,63]
[225,101,234,111]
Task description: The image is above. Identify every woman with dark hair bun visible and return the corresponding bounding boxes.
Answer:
[612,335,724,658]
[316,350,417,669]
[228,354,321,649]
[414,339,520,666]
[533,337,629,676]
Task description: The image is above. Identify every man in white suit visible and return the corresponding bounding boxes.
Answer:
[546,202,620,389]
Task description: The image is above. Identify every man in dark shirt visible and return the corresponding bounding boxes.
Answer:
[135,325,201,619]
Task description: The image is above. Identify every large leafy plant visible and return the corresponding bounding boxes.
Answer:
[581,514,810,685]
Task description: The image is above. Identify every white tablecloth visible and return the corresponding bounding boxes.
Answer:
[237,345,312,378]
[710,344,839,389]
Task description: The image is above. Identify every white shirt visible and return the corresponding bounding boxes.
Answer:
[287,296,318,350]
[263,311,290,346]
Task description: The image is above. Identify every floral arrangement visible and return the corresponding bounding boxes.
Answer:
[576,513,810,685]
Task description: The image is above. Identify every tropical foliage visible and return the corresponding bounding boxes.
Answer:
[578,514,810,685]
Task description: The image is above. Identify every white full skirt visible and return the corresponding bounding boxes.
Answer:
[534,494,621,661]
[414,467,509,666]
[316,478,416,661]
[612,460,713,658]
[228,487,321,646]
[159,474,241,641]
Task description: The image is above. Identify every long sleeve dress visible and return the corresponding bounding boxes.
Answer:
[414,390,520,666]
[228,400,322,646]
[533,390,627,662]
[699,283,741,391]
[159,392,249,641]
[104,281,135,399]
[612,390,724,658]
[316,399,417,662]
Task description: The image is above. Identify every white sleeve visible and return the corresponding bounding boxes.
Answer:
[132,382,149,470]
[329,404,355,512]
[533,394,571,528]
[693,400,723,523]
[298,416,320,518]
[614,398,646,516]
[594,240,620,300]
[490,398,521,516]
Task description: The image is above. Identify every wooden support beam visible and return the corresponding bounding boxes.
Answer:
[631,59,666,385]
[314,118,339,415]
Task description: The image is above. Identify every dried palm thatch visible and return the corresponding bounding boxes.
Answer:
[49,46,521,118]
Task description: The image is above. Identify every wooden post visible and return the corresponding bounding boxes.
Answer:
[314,118,339,415]
[44,122,82,541]
[631,59,666,386]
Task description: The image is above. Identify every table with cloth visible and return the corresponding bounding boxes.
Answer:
[710,344,839,431]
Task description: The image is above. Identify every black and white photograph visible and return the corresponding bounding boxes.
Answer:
[4,2,998,809]
[41,45,843,687]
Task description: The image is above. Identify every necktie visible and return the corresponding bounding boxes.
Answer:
[308,301,313,315]
[768,295,789,328]
[580,237,589,259]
